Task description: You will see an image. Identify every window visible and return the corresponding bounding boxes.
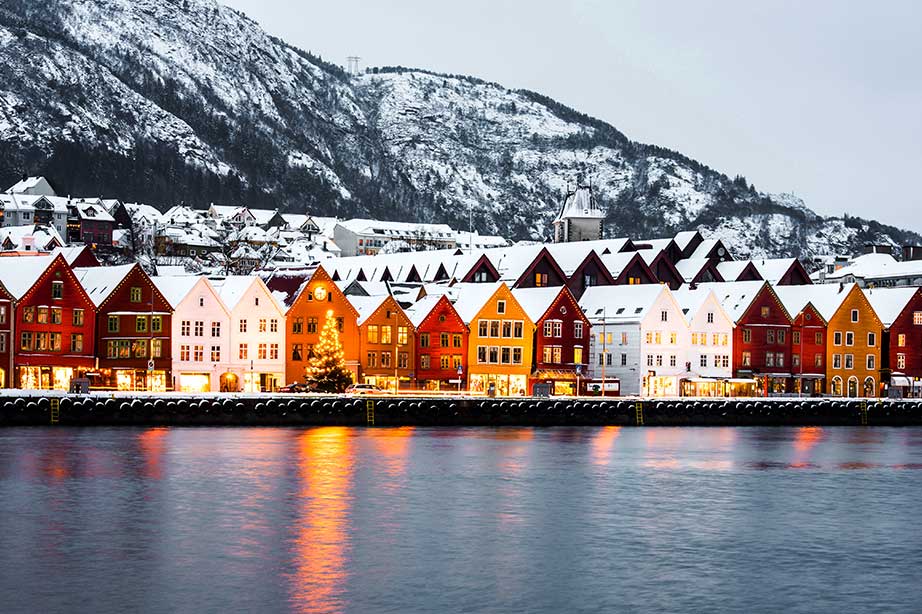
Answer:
[438,355,449,370]
[180,345,190,361]
[368,325,379,344]
[259,319,267,333]
[292,344,303,361]
[49,332,61,351]
[153,338,163,358]
[645,331,653,344]
[398,353,408,369]
[452,355,462,368]
[620,333,628,345]
[742,329,751,343]
[654,332,662,345]
[270,319,278,333]
[336,317,344,332]
[199,297,205,307]
[420,354,430,369]
[844,354,854,369]
[420,333,430,348]
[897,353,906,369]
[700,355,708,368]
[37,307,48,324]
[130,287,142,303]
[478,321,488,337]
[777,330,786,344]
[647,354,654,367]
[850,309,859,323]
[258,344,267,360]
[381,351,392,368]
[512,347,523,364]
[722,356,730,368]
[152,316,162,333]
[866,354,875,370]
[136,316,147,333]
[574,321,583,339]
[543,321,553,338]
[534,273,548,287]
[833,354,842,369]
[307,317,318,334]
[193,346,204,362]
[574,347,583,364]
[293,317,304,334]
[180,320,190,336]
[761,306,770,318]
[867,332,876,347]
[845,332,854,346]
[403,328,412,346]
[766,330,775,344]
[239,344,248,360]
[669,355,677,367]
[497,300,506,314]
[742,351,751,366]
[620,353,627,366]
[815,332,823,345]
[51,281,63,300]
[915,312,922,325]
[513,322,523,338]
[381,326,392,345]
[194,321,204,336]
[490,321,500,338]
[239,319,247,333]
[212,322,221,337]
[367,351,378,368]
[898,333,906,347]
[211,346,221,362]
[776,353,784,368]
[477,346,487,364]
[707,312,714,324]
[270,344,279,360]
[655,355,663,367]
[22,307,34,323]
[108,315,119,333]
[453,334,462,348]
[70,334,83,353]
[814,354,822,368]
[834,332,842,345]
[661,310,668,322]
[792,354,801,368]
[670,332,677,345]
[255,297,260,306]
[766,353,775,367]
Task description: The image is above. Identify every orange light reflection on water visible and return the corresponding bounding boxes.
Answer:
[591,426,621,466]
[290,427,354,614]
[137,427,168,480]
[367,427,414,485]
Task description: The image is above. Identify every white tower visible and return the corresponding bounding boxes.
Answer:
[553,183,604,243]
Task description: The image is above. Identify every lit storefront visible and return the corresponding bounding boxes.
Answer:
[469,372,527,396]
[530,370,580,396]
[18,365,89,391]
[242,371,282,393]
[681,377,758,397]
[111,368,168,392]
[645,374,680,397]
[177,372,211,393]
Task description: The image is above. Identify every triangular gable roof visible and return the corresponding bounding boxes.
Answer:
[579,284,670,324]
[773,284,857,324]
[751,258,810,285]
[153,276,228,315]
[450,281,525,324]
[0,254,62,299]
[74,264,140,308]
[695,281,791,323]
[864,287,922,328]
[513,246,568,287]
[349,294,411,327]
[570,250,616,285]
[675,258,725,284]
[209,276,277,312]
[404,293,465,330]
[716,260,762,282]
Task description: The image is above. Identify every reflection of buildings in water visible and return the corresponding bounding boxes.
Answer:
[366,427,413,487]
[793,426,824,454]
[290,428,354,614]
[137,427,168,480]
[591,426,621,466]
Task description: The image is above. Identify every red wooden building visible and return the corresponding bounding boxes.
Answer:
[407,294,468,390]
[0,254,97,389]
[513,286,591,396]
[704,281,793,395]
[866,287,922,395]
[75,263,173,391]
[789,302,827,395]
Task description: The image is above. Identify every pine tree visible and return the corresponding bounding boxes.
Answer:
[306,309,354,393]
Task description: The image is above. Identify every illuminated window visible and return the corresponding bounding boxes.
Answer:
[258,344,267,360]
[914,312,922,325]
[136,316,147,333]
[50,307,62,324]
[898,353,906,369]
[368,325,379,344]
[211,322,221,337]
[129,287,142,303]
[239,344,248,360]
[293,317,304,334]
[152,339,162,358]
[381,326,392,345]
[534,273,548,287]
[453,334,462,348]
[761,306,770,318]
[211,346,221,362]
[152,316,162,333]
[402,328,411,346]
[193,346,203,361]
[270,344,279,360]
[259,319,267,333]
[898,333,906,347]
[742,351,751,366]
[440,355,450,369]
[180,345,190,361]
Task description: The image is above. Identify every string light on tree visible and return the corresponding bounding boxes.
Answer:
[306,309,353,393]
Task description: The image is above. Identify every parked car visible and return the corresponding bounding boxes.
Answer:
[278,382,308,393]
[345,383,387,395]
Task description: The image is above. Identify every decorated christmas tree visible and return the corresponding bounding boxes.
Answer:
[306,309,354,393]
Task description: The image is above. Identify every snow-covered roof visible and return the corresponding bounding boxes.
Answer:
[0,224,64,252]
[209,276,260,311]
[694,281,772,322]
[0,193,45,212]
[672,286,720,324]
[772,284,855,322]
[337,218,456,238]
[824,253,922,284]
[347,294,391,326]
[715,260,752,282]
[52,245,95,265]
[152,275,209,311]
[544,244,601,276]
[125,203,164,225]
[553,186,603,222]
[6,176,55,196]
[511,286,565,322]
[249,208,279,225]
[579,284,667,323]
[71,199,116,223]
[750,258,800,284]
[312,216,340,238]
[600,252,639,278]
[404,294,445,328]
[162,205,204,225]
[0,254,60,298]
[864,287,920,328]
[450,281,505,323]
[673,230,701,252]
[73,264,137,307]
[688,238,728,260]
[674,258,715,283]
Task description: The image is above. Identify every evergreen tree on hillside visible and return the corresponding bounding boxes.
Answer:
[306,310,353,393]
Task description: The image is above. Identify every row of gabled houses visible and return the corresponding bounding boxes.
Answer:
[0,246,921,398]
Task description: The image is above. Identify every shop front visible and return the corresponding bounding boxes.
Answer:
[112,368,167,392]
[469,372,527,396]
[177,372,211,393]
[362,374,414,393]
[757,373,792,396]
[792,374,824,396]
[242,371,282,393]
[681,377,759,397]
[530,370,580,396]
[644,374,680,397]
[18,363,95,391]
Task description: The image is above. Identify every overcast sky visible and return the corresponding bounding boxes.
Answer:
[222,0,922,231]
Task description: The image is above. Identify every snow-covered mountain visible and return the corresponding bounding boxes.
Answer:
[0,0,917,260]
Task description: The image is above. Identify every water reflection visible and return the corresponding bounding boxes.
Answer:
[590,426,621,466]
[290,428,354,614]
[137,427,168,480]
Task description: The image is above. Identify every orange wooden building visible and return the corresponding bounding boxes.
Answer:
[263,266,360,385]
[451,282,535,396]
[825,284,883,397]
[352,294,416,392]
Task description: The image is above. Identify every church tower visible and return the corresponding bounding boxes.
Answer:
[552,183,603,243]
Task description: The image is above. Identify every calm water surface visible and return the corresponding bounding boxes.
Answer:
[1,426,921,613]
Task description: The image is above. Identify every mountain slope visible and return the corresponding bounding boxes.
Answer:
[0,0,917,260]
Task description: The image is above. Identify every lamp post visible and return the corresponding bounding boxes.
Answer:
[600,307,606,396]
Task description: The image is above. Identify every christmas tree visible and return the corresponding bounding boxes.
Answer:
[306,309,354,393]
